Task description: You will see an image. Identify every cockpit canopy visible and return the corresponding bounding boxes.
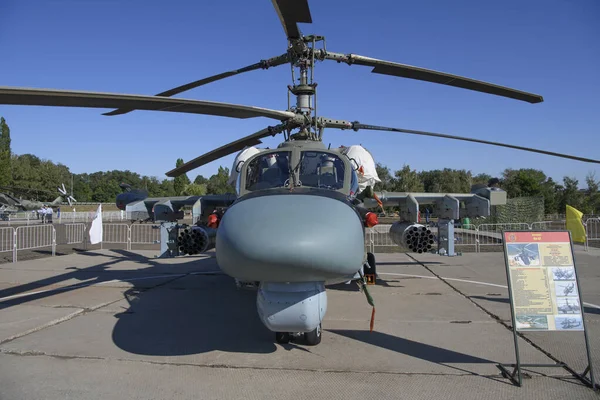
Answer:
[238,148,358,197]
[244,151,291,191]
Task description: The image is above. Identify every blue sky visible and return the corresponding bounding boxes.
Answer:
[1,0,599,188]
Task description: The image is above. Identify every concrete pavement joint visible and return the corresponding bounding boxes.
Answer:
[0,309,85,346]
[0,270,223,302]
[0,349,529,379]
[0,273,190,346]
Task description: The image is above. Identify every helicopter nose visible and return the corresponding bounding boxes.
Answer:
[216,194,365,283]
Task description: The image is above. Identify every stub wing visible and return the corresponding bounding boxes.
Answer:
[362,187,506,223]
[125,194,237,223]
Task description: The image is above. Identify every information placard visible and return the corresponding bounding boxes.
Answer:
[499,230,596,390]
[504,231,583,332]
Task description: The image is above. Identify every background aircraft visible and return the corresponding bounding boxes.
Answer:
[0,184,74,218]
[0,0,598,345]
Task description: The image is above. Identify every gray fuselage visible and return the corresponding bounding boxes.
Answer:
[215,140,367,284]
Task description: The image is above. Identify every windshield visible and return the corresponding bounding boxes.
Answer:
[298,151,346,190]
[245,151,291,191]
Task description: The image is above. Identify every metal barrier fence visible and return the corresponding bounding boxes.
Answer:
[15,225,55,262]
[586,218,599,248]
[0,227,15,257]
[99,223,161,250]
[65,223,87,244]
[0,222,163,263]
[1,220,598,263]
[0,211,126,226]
[130,224,161,245]
[101,224,130,249]
[366,220,599,253]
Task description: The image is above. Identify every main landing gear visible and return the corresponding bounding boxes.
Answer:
[363,252,377,284]
[275,323,322,346]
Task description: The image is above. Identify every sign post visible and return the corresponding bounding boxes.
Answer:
[498,230,596,389]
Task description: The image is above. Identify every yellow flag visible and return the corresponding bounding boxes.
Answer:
[566,205,586,243]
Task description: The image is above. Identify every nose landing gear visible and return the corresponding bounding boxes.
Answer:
[275,323,322,346]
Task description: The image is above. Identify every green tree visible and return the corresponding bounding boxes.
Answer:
[73,174,93,202]
[583,172,600,214]
[419,168,472,193]
[207,166,235,194]
[373,163,394,191]
[194,175,208,185]
[473,173,493,186]
[558,176,584,213]
[159,179,176,197]
[393,165,424,192]
[182,183,207,196]
[173,158,191,195]
[0,117,12,187]
[500,168,559,214]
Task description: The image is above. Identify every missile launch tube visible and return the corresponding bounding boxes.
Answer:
[176,225,217,255]
[389,222,434,254]
[191,225,217,253]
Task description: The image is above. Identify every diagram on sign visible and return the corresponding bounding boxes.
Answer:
[555,316,583,330]
[551,267,575,281]
[507,243,540,266]
[515,315,549,330]
[556,298,581,314]
[555,281,579,297]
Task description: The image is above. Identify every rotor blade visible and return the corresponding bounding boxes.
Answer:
[0,87,296,121]
[271,0,312,40]
[165,123,288,177]
[323,119,600,164]
[104,53,290,116]
[323,52,543,104]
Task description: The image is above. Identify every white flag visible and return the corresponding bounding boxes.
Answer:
[89,204,103,244]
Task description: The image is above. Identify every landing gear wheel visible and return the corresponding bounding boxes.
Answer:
[366,252,377,275]
[304,323,322,346]
[275,332,290,344]
[364,252,377,284]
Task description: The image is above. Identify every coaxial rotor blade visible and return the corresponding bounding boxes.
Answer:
[323,52,543,104]
[271,0,312,40]
[104,53,290,116]
[0,87,296,120]
[165,123,288,177]
[323,119,600,164]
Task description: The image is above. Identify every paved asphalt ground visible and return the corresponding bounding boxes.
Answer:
[0,247,599,399]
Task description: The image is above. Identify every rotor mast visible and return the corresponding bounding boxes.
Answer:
[286,36,324,141]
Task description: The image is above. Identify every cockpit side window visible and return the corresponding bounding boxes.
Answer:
[298,151,346,190]
[244,151,291,191]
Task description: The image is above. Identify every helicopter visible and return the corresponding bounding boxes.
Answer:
[557,298,580,314]
[1,0,600,346]
[0,183,76,219]
[559,318,582,330]
[508,243,539,266]
[553,268,575,280]
[557,282,576,297]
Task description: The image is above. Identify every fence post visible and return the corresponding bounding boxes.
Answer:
[584,221,589,252]
[12,228,16,263]
[52,226,56,257]
[128,225,132,251]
